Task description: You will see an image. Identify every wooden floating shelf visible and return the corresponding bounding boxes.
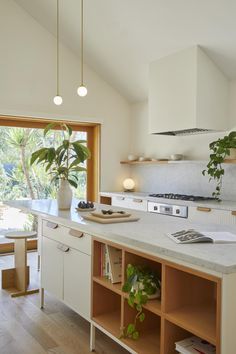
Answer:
[120,160,169,165]
[121,159,236,165]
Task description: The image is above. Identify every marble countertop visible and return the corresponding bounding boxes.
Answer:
[5,198,236,274]
[100,191,236,211]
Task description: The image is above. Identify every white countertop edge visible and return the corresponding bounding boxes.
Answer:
[5,199,236,275]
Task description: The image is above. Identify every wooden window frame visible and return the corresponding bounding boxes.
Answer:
[0,115,100,201]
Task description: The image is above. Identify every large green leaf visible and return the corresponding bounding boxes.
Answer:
[71,166,87,172]
[68,179,77,188]
[44,123,57,137]
[30,148,47,165]
[47,148,56,163]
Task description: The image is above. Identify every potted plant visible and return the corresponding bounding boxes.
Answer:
[121,264,161,340]
[202,131,236,199]
[30,123,90,209]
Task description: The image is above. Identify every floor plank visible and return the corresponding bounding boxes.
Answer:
[0,252,128,354]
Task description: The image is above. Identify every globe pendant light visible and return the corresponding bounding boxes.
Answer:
[53,0,63,105]
[77,0,88,97]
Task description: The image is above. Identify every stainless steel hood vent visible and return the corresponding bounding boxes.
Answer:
[154,128,217,136]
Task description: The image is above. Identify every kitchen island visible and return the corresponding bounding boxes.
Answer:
[5,199,236,354]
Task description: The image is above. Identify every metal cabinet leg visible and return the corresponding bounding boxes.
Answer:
[40,287,44,309]
[90,323,96,352]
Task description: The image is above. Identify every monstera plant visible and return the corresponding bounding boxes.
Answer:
[30,123,90,209]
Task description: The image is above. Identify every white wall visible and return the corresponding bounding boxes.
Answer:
[130,84,236,199]
[0,0,131,193]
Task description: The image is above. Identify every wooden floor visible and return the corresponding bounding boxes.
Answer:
[0,252,128,354]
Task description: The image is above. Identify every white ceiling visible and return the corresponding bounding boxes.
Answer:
[14,0,236,102]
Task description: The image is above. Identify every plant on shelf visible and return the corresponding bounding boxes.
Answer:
[30,123,90,209]
[120,264,161,340]
[202,131,236,199]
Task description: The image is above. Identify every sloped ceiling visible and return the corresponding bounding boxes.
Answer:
[14,0,236,102]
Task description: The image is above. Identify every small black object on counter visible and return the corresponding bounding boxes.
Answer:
[78,201,94,209]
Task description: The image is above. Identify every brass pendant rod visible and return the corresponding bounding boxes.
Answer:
[81,0,84,85]
[56,0,60,95]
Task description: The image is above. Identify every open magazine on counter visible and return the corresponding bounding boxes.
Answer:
[167,229,236,244]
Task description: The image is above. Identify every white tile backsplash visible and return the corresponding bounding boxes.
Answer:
[130,163,236,200]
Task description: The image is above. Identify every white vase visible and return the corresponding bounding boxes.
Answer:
[57,179,73,210]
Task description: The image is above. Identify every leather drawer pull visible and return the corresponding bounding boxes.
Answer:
[69,229,84,238]
[46,221,59,229]
[57,244,70,252]
[197,207,211,212]
[133,199,143,203]
[231,211,236,216]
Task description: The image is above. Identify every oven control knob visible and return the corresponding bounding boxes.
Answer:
[154,206,158,211]
[176,209,180,214]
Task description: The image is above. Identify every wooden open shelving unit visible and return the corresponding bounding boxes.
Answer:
[92,238,221,354]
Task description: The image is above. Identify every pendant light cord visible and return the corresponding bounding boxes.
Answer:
[81,0,84,85]
[56,0,60,95]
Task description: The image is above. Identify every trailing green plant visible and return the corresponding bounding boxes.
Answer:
[30,123,90,188]
[120,264,161,340]
[202,131,236,199]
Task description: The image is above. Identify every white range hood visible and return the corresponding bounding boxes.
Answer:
[149,46,229,136]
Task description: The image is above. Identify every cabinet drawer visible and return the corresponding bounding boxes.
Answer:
[188,207,236,225]
[111,196,128,208]
[42,219,91,255]
[126,198,148,211]
[112,196,147,211]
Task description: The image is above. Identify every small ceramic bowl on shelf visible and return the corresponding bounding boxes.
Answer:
[128,154,138,161]
[170,154,183,161]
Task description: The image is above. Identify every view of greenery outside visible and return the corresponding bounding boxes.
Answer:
[0,127,87,234]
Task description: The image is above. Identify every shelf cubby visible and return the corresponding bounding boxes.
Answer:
[163,320,193,354]
[122,299,161,354]
[124,251,162,315]
[164,265,219,345]
[92,282,122,337]
[93,275,122,295]
[93,239,124,294]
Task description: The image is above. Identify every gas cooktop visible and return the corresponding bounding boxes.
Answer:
[148,193,217,202]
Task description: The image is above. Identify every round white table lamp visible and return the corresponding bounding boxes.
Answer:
[123,178,135,192]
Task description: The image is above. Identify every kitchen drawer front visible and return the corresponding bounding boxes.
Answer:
[188,207,236,225]
[111,196,147,211]
[42,219,91,255]
[126,198,148,211]
[111,196,129,208]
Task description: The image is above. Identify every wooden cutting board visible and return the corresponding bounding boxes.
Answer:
[91,211,131,219]
[83,214,139,224]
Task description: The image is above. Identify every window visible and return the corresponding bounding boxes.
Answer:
[0,115,100,253]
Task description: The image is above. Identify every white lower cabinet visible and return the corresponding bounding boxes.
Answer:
[41,229,91,321]
[41,236,63,300]
[64,248,91,319]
